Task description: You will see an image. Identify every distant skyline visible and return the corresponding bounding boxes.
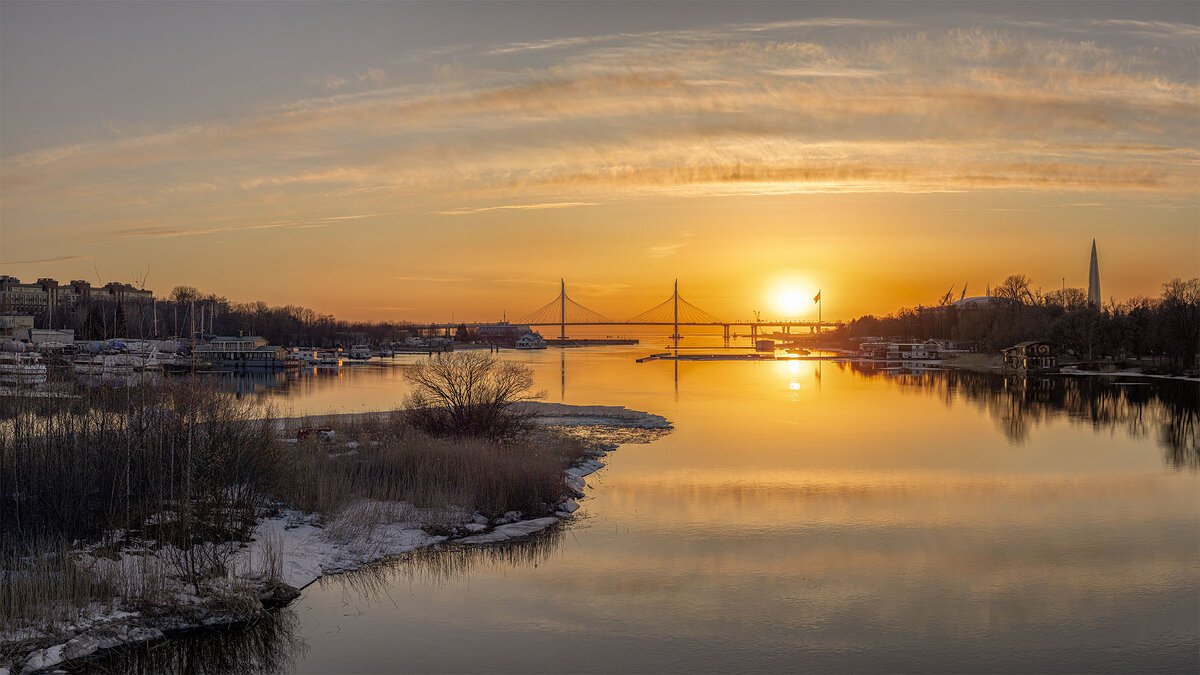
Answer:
[2,1,1196,322]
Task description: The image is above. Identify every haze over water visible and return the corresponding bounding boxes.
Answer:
[91,346,1200,673]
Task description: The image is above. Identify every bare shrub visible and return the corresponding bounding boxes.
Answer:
[403,352,543,439]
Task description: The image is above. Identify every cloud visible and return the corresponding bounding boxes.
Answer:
[1,255,88,265]
[2,16,1197,243]
[394,275,472,283]
[433,201,599,215]
[574,282,632,297]
[648,244,685,259]
[349,305,415,311]
[100,212,381,242]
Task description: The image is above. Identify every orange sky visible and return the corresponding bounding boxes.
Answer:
[2,4,1196,322]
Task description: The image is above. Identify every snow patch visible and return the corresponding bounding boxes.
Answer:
[516,402,672,428]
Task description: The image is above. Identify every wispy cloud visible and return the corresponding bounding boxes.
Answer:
[349,305,415,311]
[3,16,1196,248]
[1,255,88,265]
[101,212,380,242]
[648,243,686,259]
[433,201,600,216]
[575,282,632,297]
[394,275,472,283]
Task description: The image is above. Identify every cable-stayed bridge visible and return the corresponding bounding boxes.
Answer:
[427,280,841,340]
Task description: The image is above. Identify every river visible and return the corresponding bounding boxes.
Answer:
[87,340,1199,673]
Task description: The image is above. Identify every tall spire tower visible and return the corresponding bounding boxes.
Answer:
[1088,239,1101,308]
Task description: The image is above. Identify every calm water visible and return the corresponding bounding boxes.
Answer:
[94,341,1199,673]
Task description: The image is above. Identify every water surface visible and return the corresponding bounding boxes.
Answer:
[95,342,1200,673]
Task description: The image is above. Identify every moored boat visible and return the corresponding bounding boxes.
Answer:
[0,350,48,385]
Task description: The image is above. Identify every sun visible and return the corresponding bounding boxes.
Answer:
[768,278,817,317]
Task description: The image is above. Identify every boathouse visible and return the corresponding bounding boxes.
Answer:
[1002,340,1058,374]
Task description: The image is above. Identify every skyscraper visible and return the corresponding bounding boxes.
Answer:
[1088,239,1101,307]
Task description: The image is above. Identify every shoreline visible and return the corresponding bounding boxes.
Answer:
[3,403,671,674]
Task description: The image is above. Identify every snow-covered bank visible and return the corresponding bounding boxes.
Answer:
[516,402,672,428]
[4,405,670,674]
[1059,366,1200,382]
[275,402,671,431]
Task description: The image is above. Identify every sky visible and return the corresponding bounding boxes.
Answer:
[1,1,1196,323]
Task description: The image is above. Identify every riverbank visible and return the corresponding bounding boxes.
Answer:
[1,404,671,674]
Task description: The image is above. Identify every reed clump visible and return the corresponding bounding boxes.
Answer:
[0,379,279,550]
[278,414,590,519]
[1,353,590,651]
[1,379,280,640]
[0,538,119,645]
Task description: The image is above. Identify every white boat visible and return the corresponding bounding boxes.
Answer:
[346,344,373,360]
[73,350,160,373]
[293,347,342,368]
[292,347,320,364]
[0,351,48,385]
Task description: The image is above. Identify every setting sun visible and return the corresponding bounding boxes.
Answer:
[769,279,817,317]
[0,2,1196,672]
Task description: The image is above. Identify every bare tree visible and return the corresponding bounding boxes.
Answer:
[994,274,1034,304]
[403,352,543,438]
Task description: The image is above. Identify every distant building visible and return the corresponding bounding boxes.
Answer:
[0,315,34,338]
[515,333,546,349]
[950,295,1004,310]
[195,335,292,369]
[476,322,533,347]
[0,276,154,332]
[1088,239,1101,307]
[29,329,75,346]
[1002,340,1058,374]
[884,341,941,360]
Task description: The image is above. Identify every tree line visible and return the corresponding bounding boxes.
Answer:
[152,286,427,347]
[834,276,1200,373]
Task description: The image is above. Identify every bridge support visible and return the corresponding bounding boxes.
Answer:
[672,279,679,350]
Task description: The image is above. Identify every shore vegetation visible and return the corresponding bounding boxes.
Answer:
[1,354,591,669]
[833,276,1200,374]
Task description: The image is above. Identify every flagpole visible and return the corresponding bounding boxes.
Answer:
[814,289,822,334]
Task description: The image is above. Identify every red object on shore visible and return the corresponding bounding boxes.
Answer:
[298,427,335,441]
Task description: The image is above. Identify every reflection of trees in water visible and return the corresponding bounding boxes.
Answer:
[73,610,307,674]
[325,528,566,607]
[77,531,565,673]
[847,364,1199,469]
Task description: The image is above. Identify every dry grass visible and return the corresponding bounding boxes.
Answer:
[0,380,280,549]
[1,371,591,646]
[0,538,119,643]
[279,415,591,519]
[1,380,280,637]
